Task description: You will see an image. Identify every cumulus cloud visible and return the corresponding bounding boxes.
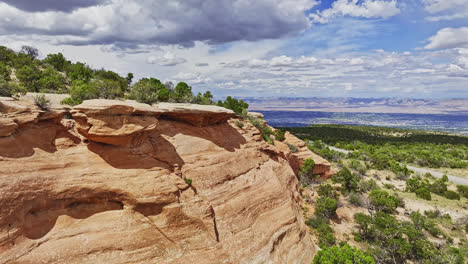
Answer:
[424,27,468,49]
[0,0,105,12]
[0,0,317,49]
[146,52,187,66]
[310,0,400,23]
[211,49,468,97]
[423,0,468,21]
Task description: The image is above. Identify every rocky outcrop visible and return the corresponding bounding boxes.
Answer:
[275,132,334,178]
[0,99,316,264]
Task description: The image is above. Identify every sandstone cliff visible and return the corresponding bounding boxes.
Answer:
[0,98,328,264]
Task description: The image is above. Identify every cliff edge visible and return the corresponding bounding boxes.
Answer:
[0,98,328,263]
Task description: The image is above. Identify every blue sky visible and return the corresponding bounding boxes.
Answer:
[0,0,467,99]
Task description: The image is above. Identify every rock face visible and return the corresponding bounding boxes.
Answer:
[276,132,334,178]
[0,99,318,264]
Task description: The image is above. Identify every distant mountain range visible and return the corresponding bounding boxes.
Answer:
[239,97,468,115]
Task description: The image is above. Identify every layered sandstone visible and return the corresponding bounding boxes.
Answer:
[0,99,319,264]
[275,132,334,178]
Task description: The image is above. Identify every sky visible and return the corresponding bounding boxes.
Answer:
[0,0,467,99]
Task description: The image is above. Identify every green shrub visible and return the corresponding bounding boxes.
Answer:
[313,244,374,264]
[443,190,460,200]
[348,192,363,206]
[318,184,337,199]
[275,129,285,141]
[406,177,422,192]
[415,187,432,200]
[428,226,442,238]
[184,178,192,186]
[429,179,448,195]
[128,78,162,104]
[287,143,298,153]
[316,223,336,248]
[359,179,378,193]
[424,209,441,218]
[33,94,50,110]
[61,80,99,106]
[332,167,360,193]
[465,222,468,233]
[235,120,244,128]
[0,62,11,81]
[217,96,248,114]
[315,197,338,219]
[306,216,328,228]
[456,185,468,199]
[299,158,317,185]
[368,190,399,213]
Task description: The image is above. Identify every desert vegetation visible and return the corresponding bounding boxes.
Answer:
[290,124,468,264]
[0,45,250,116]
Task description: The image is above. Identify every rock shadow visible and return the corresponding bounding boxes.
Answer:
[0,122,79,158]
[157,120,247,152]
[22,191,126,240]
[87,135,185,170]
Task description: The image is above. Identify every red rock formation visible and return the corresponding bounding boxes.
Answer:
[0,99,316,264]
[275,132,335,178]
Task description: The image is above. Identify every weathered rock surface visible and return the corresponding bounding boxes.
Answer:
[0,99,317,264]
[276,132,334,178]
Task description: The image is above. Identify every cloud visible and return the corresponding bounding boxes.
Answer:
[195,63,209,67]
[310,0,400,23]
[0,0,105,12]
[146,52,187,66]
[423,0,468,21]
[209,48,468,98]
[0,0,318,50]
[424,27,468,49]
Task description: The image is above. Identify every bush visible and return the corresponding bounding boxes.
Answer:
[443,190,460,200]
[359,179,378,193]
[313,244,374,264]
[172,82,193,103]
[427,226,442,238]
[348,192,363,206]
[128,78,161,104]
[332,167,360,193]
[368,190,399,213]
[429,179,447,195]
[299,158,317,185]
[184,178,192,186]
[406,177,422,192]
[315,197,338,219]
[287,143,298,153]
[217,96,248,114]
[61,80,99,106]
[316,223,336,248]
[456,185,468,199]
[318,184,337,199]
[33,94,50,110]
[275,129,285,141]
[465,222,468,233]
[424,209,441,218]
[415,187,432,200]
[235,120,244,128]
[306,216,328,228]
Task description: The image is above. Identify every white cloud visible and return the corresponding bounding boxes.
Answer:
[424,0,468,21]
[310,0,400,24]
[0,0,318,49]
[424,27,468,49]
[146,52,187,66]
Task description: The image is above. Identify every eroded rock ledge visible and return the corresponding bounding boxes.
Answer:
[0,98,323,264]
